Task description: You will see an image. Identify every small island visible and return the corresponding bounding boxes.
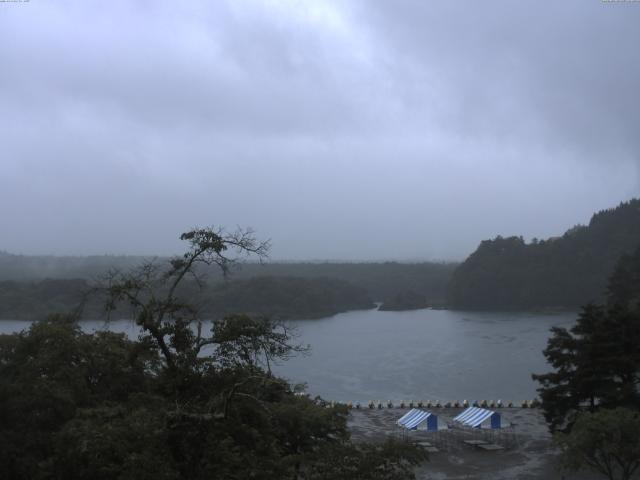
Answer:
[378,290,448,311]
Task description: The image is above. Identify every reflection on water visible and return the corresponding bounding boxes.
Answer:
[0,308,576,402]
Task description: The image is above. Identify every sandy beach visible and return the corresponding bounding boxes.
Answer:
[348,408,602,480]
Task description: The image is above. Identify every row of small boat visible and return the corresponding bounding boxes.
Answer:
[337,399,540,409]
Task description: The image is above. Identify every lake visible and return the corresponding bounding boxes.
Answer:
[0,308,576,403]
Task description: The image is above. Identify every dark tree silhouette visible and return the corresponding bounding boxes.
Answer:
[533,245,640,432]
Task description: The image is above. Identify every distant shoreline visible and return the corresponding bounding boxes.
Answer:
[0,304,579,322]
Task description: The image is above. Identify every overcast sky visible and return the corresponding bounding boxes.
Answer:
[1,1,639,261]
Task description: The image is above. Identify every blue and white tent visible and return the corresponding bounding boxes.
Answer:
[396,408,438,431]
[453,407,501,429]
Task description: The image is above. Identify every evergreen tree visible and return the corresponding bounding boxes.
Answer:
[556,408,640,480]
[533,245,640,431]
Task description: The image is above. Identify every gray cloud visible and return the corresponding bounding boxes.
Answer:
[1,0,638,260]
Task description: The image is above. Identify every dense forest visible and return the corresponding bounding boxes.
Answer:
[206,276,374,319]
[449,199,640,310]
[0,253,456,302]
[0,255,455,319]
[0,252,457,301]
[0,276,374,321]
[378,290,445,311]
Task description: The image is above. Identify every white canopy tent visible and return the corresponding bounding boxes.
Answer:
[453,407,501,429]
[396,408,438,431]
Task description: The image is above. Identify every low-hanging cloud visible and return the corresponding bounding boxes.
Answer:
[1,0,638,260]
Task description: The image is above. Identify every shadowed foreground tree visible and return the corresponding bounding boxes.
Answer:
[532,245,640,432]
[556,408,640,480]
[0,227,427,480]
[100,226,272,371]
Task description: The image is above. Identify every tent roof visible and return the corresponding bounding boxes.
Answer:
[453,407,496,428]
[396,409,434,430]
[397,408,420,425]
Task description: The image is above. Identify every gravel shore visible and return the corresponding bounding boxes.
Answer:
[347,408,601,480]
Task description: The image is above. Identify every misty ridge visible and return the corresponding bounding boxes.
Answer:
[1,198,638,320]
[0,257,456,321]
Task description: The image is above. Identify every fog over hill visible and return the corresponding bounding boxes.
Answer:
[0,252,456,317]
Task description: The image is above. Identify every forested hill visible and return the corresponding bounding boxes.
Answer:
[205,276,374,319]
[0,276,374,321]
[448,199,640,310]
[0,253,455,319]
[0,254,456,304]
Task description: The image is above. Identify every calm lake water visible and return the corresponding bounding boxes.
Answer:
[0,308,576,403]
